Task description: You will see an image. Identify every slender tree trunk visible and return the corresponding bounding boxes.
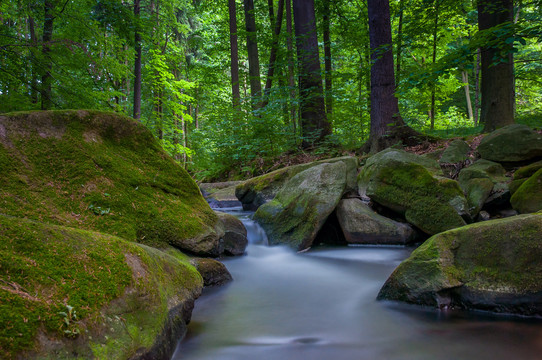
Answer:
[286,0,297,135]
[462,71,474,121]
[323,0,332,119]
[41,1,54,110]
[366,0,417,153]
[229,0,241,109]
[133,0,142,121]
[244,0,262,109]
[474,48,481,126]
[268,0,275,27]
[478,0,515,132]
[395,0,404,86]
[263,0,285,106]
[293,0,330,146]
[430,0,440,131]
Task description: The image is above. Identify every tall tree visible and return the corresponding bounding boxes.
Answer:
[133,0,142,120]
[323,0,333,119]
[263,0,285,102]
[244,0,262,109]
[229,0,241,108]
[366,0,418,152]
[478,0,515,132]
[293,0,330,146]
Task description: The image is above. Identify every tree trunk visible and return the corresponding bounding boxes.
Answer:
[478,0,515,132]
[268,0,275,27]
[462,71,474,121]
[293,0,330,147]
[133,0,142,121]
[366,0,418,153]
[430,0,440,131]
[41,1,54,110]
[286,0,297,135]
[474,48,481,126]
[229,0,241,109]
[263,0,285,106]
[323,0,332,119]
[244,0,262,109]
[395,0,404,86]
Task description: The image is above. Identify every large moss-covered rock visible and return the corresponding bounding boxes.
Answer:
[378,213,542,316]
[254,162,347,250]
[236,156,358,210]
[511,168,542,214]
[439,140,471,164]
[457,160,509,216]
[477,124,542,163]
[358,149,468,235]
[0,110,221,256]
[336,199,415,245]
[510,160,542,195]
[0,215,203,360]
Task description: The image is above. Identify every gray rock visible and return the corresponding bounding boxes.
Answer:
[336,199,415,245]
[477,124,542,163]
[191,258,233,287]
[378,213,542,316]
[439,140,471,164]
[216,211,248,256]
[254,162,347,250]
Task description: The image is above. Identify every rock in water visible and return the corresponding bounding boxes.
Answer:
[336,198,415,245]
[477,124,542,163]
[358,149,469,235]
[216,211,248,256]
[254,162,347,251]
[511,168,542,214]
[378,213,542,316]
[191,258,233,287]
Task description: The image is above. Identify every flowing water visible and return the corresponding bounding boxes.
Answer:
[172,209,542,360]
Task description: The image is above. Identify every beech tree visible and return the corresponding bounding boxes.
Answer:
[478,0,515,132]
[293,0,330,146]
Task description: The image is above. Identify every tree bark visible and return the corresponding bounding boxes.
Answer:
[293,0,330,146]
[366,0,418,153]
[478,0,515,132]
[474,48,481,126]
[395,0,404,86]
[244,0,262,109]
[133,0,142,121]
[286,0,297,134]
[229,0,241,109]
[41,0,54,110]
[263,0,285,105]
[323,0,332,119]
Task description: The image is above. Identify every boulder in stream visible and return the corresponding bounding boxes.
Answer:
[254,162,347,251]
[336,198,416,245]
[216,211,248,256]
[378,213,542,316]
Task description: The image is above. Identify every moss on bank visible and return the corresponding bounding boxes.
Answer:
[0,110,217,250]
[0,215,203,359]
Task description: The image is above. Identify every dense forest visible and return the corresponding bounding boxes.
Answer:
[1,0,541,180]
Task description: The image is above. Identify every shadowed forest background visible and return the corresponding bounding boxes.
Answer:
[1,0,541,180]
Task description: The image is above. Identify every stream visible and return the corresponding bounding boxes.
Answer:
[172,208,542,360]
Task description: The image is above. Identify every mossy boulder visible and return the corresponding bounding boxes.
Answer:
[0,110,221,256]
[477,124,542,163]
[439,140,471,164]
[457,160,510,216]
[378,213,542,316]
[190,258,233,287]
[235,156,358,210]
[510,161,542,195]
[216,211,248,256]
[511,168,542,214]
[358,149,468,235]
[253,162,347,251]
[0,215,203,360]
[336,199,416,245]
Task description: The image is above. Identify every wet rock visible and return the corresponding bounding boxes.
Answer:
[254,162,347,251]
[358,149,468,235]
[378,213,542,316]
[336,198,416,245]
[191,258,233,287]
[477,124,542,163]
[216,211,248,256]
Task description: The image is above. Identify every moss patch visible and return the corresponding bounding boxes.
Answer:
[0,110,217,252]
[511,168,542,214]
[0,215,202,359]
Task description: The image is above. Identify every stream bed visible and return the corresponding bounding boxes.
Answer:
[172,209,542,360]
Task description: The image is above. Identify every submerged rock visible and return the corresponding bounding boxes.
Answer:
[254,162,347,251]
[378,213,542,316]
[358,149,468,235]
[235,156,358,210]
[336,198,416,245]
[511,168,542,214]
[477,124,542,163]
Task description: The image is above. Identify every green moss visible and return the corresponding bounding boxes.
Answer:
[0,110,216,250]
[514,160,542,180]
[511,168,542,214]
